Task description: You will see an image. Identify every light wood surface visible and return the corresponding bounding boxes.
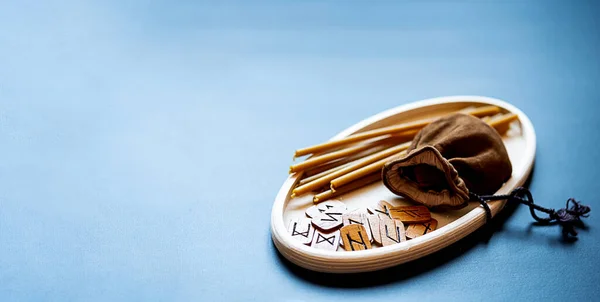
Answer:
[290,134,414,173]
[305,200,346,218]
[367,200,393,218]
[342,212,373,243]
[293,105,501,157]
[311,230,341,251]
[389,206,432,223]
[286,218,314,245]
[367,214,383,245]
[298,163,350,186]
[300,112,517,198]
[311,208,347,231]
[406,219,439,239]
[379,215,407,246]
[340,224,372,251]
[292,142,411,196]
[330,151,406,191]
[271,96,536,273]
[313,173,380,204]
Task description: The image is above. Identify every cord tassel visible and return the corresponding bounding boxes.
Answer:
[470,187,591,239]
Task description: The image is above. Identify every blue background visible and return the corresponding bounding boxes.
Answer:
[1,0,599,301]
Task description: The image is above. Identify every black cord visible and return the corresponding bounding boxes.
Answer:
[469,191,493,221]
[470,187,591,238]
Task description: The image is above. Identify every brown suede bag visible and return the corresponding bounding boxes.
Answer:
[382,113,512,210]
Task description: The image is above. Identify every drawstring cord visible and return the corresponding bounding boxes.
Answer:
[470,187,591,238]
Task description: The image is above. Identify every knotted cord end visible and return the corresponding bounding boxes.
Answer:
[473,187,591,239]
[551,198,591,238]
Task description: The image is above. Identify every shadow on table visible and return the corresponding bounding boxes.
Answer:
[272,166,570,288]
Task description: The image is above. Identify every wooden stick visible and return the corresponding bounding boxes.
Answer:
[291,144,372,174]
[313,173,381,204]
[301,141,396,177]
[298,137,411,185]
[481,113,502,124]
[298,163,350,186]
[289,132,415,173]
[292,141,411,197]
[294,120,429,158]
[489,113,518,133]
[328,113,519,191]
[300,109,506,179]
[330,151,407,191]
[294,106,501,157]
[457,105,502,118]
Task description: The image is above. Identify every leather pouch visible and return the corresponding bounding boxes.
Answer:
[382,113,512,209]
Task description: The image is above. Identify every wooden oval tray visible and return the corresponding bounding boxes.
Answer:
[271,96,536,273]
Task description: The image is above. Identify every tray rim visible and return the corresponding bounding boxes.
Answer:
[270,95,536,273]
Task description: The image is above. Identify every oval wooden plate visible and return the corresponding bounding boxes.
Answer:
[271,96,536,273]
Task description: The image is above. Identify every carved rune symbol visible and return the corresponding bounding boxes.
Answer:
[368,201,393,218]
[340,224,372,251]
[422,222,433,235]
[321,212,343,222]
[287,218,314,244]
[379,216,406,246]
[291,222,311,237]
[313,208,348,231]
[306,200,347,218]
[341,213,372,244]
[390,206,431,223]
[384,224,402,243]
[315,233,335,245]
[374,208,388,215]
[316,205,335,214]
[373,205,391,218]
[348,218,362,225]
[346,231,368,251]
[311,230,341,250]
[398,209,420,217]
[405,218,437,239]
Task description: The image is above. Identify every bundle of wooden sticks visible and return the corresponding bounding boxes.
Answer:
[290,106,519,204]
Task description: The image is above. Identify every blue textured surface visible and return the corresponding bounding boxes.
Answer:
[1,1,599,301]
